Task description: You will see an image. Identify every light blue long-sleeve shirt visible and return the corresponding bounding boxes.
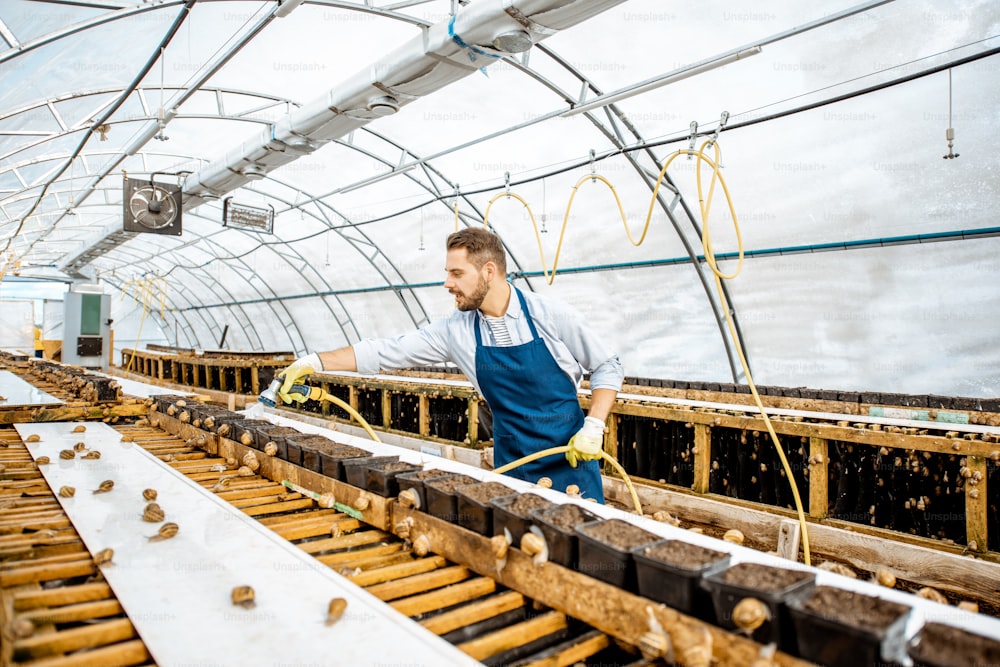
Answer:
[353,287,624,397]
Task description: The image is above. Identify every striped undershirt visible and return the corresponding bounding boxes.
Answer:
[482,314,514,347]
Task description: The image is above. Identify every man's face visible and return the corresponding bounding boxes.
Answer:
[444,248,489,312]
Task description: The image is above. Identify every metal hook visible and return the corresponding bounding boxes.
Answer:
[707,110,729,148]
[589,149,596,182]
[504,172,510,197]
[687,121,698,159]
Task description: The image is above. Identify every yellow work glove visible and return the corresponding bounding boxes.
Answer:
[566,416,605,468]
[277,352,322,404]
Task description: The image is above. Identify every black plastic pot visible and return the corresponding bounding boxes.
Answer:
[574,519,660,592]
[786,585,911,667]
[424,474,479,523]
[342,456,399,489]
[702,562,815,654]
[490,493,555,546]
[530,503,601,570]
[252,424,302,457]
[631,539,730,621]
[394,469,453,510]
[366,461,423,497]
[231,419,275,449]
[455,482,516,535]
[908,621,1000,667]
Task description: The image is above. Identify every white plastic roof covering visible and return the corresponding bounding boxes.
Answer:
[1,0,998,398]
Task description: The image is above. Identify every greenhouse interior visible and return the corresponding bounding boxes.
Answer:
[0,0,998,665]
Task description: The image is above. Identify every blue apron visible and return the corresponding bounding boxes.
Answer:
[475,287,604,503]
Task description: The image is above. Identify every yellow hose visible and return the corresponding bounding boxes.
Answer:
[309,389,382,443]
[493,447,643,515]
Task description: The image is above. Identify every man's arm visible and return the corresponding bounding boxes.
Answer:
[317,346,358,372]
[587,387,618,423]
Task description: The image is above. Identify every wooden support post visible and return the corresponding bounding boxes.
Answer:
[349,385,359,413]
[966,455,988,553]
[251,365,260,396]
[467,398,479,447]
[419,394,430,437]
[692,423,712,493]
[157,357,164,380]
[808,437,829,519]
[382,389,392,430]
[321,382,331,417]
[234,366,243,394]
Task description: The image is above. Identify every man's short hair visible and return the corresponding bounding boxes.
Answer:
[446,227,507,274]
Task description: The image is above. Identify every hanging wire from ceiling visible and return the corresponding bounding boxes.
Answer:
[151,44,999,277]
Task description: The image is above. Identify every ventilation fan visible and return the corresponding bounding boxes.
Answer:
[123,177,182,235]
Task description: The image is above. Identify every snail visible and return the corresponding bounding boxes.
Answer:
[178,410,190,423]
[875,568,896,588]
[958,601,979,614]
[326,597,348,626]
[175,400,186,407]
[723,528,745,545]
[231,585,255,609]
[59,485,76,498]
[72,424,87,433]
[216,424,231,437]
[36,456,50,465]
[536,477,553,489]
[240,432,253,446]
[59,449,75,460]
[817,561,857,579]
[203,416,215,430]
[11,617,34,639]
[74,442,87,452]
[732,597,770,634]
[83,450,102,459]
[237,465,254,477]
[143,503,165,522]
[93,480,115,494]
[93,548,114,566]
[143,488,158,501]
[167,405,176,416]
[241,452,259,472]
[916,586,948,604]
[148,522,179,542]
[264,441,278,456]
[26,434,41,442]
[564,484,581,496]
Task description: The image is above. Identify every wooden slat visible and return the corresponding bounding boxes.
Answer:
[457,610,567,661]
[23,639,150,667]
[420,590,526,636]
[332,550,414,572]
[518,629,611,667]
[390,577,496,617]
[314,543,404,566]
[274,517,360,542]
[240,497,316,516]
[295,529,389,554]
[366,565,471,601]
[0,558,96,586]
[14,582,113,610]
[692,424,711,493]
[348,555,448,587]
[19,598,124,625]
[13,617,137,660]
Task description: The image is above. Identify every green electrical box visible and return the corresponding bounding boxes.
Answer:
[80,293,102,335]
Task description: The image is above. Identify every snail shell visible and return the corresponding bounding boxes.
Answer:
[60,449,75,460]
[167,405,176,416]
[565,484,581,496]
[74,442,87,452]
[225,457,238,469]
[264,441,278,456]
[148,522,179,542]
[36,456,50,465]
[732,597,770,633]
[231,585,256,609]
[83,450,102,459]
[143,502,165,522]
[325,597,348,626]
[875,568,896,588]
[216,424,231,437]
[537,477,553,489]
[958,600,979,614]
[143,488,158,501]
[237,465,254,477]
[11,617,34,639]
[817,561,856,579]
[723,529,745,545]
[178,410,190,423]
[241,452,259,471]
[72,424,87,433]
[59,485,76,498]
[916,586,948,604]
[93,480,115,494]
[26,434,41,442]
[203,416,215,429]
[93,548,114,565]
[240,432,253,446]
